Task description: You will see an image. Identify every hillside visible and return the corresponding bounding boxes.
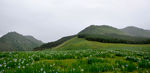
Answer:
[78,25,150,44]
[121,26,150,38]
[79,25,128,36]
[25,36,43,46]
[34,35,76,50]
[0,32,43,51]
[52,37,150,51]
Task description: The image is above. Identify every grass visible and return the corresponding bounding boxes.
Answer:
[53,37,150,52]
[0,37,150,73]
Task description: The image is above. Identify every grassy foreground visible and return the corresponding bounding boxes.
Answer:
[0,38,150,73]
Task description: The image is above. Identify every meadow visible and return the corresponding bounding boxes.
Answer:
[0,48,150,72]
[0,38,150,73]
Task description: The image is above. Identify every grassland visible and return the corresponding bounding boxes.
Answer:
[0,37,150,73]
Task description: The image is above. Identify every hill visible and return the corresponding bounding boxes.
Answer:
[52,37,150,51]
[79,25,128,36]
[78,25,150,44]
[25,35,43,46]
[121,26,150,38]
[34,25,150,51]
[33,35,76,50]
[0,32,43,51]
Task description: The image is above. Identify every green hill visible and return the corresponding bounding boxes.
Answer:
[79,25,128,36]
[25,35,43,46]
[52,37,150,51]
[78,25,150,44]
[34,35,76,50]
[0,32,43,51]
[121,26,150,38]
[34,25,150,51]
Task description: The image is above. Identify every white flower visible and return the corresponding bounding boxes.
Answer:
[18,66,20,68]
[21,61,24,64]
[122,65,125,69]
[4,65,6,67]
[23,66,25,69]
[90,55,92,57]
[0,64,2,67]
[43,71,46,73]
[146,70,149,73]
[19,59,21,62]
[73,68,75,71]
[13,59,17,62]
[50,65,52,67]
[81,69,84,72]
[41,68,43,71]
[26,64,29,66]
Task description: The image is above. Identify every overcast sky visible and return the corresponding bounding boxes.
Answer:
[0,0,150,42]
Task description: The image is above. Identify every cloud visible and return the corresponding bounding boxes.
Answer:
[0,0,150,42]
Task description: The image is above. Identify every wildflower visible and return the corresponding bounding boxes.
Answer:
[9,52,12,54]
[73,68,75,71]
[26,64,29,66]
[18,66,20,68]
[81,69,84,72]
[0,64,2,67]
[13,59,17,62]
[43,71,46,73]
[122,65,125,69]
[19,59,21,62]
[146,70,149,73]
[21,61,24,64]
[4,65,6,67]
[23,66,25,69]
[53,63,55,66]
[90,55,92,57]
[41,68,43,71]
[50,65,52,67]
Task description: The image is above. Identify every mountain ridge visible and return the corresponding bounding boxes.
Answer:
[34,25,150,51]
[78,25,150,44]
[121,26,150,38]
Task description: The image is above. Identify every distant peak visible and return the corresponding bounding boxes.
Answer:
[126,26,139,28]
[123,26,144,30]
[8,31,18,34]
[6,31,21,35]
[88,25,117,30]
[89,25,113,27]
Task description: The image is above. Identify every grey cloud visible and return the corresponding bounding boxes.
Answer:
[0,0,150,42]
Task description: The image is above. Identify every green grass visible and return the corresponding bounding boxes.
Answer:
[53,37,150,52]
[0,37,150,73]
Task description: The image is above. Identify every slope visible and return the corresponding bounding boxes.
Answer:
[121,26,150,38]
[79,25,128,36]
[52,37,150,51]
[34,35,76,50]
[0,32,43,51]
[25,36,43,46]
[78,25,150,44]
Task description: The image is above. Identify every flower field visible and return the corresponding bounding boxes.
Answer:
[0,48,150,73]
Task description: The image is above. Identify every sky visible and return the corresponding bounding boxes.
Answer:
[0,0,150,42]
